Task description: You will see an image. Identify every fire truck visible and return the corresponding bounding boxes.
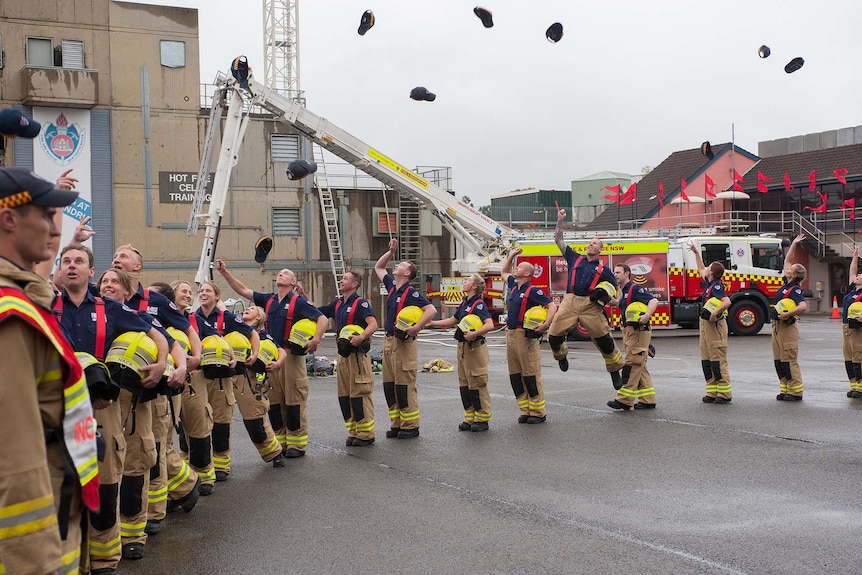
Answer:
[515,235,786,338]
[186,63,786,336]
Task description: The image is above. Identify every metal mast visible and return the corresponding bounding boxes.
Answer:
[263,0,301,100]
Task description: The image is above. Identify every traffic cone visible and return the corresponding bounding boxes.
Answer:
[831,296,840,319]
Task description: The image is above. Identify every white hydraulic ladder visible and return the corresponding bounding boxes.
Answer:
[187,88,226,236]
[312,144,345,293]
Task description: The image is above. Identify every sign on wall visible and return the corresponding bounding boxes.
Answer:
[32,108,92,267]
[158,171,214,203]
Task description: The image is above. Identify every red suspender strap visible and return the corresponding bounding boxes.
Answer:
[517,286,533,324]
[334,296,360,328]
[138,288,149,312]
[466,298,482,315]
[216,309,225,335]
[283,293,297,343]
[189,314,200,336]
[94,297,106,361]
[265,295,275,316]
[568,256,583,292]
[394,285,410,318]
[626,283,636,308]
[53,294,64,321]
[589,261,604,292]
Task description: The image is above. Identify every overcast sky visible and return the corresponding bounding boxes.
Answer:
[137,0,861,206]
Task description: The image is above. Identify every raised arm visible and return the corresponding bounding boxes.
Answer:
[688,242,708,278]
[501,247,522,283]
[215,259,254,300]
[850,246,859,284]
[784,234,805,272]
[375,238,398,281]
[554,209,568,254]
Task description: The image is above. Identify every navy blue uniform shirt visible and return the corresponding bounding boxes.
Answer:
[195,307,256,338]
[319,293,376,332]
[619,282,655,320]
[505,276,551,329]
[252,290,323,347]
[382,275,431,336]
[454,294,491,322]
[55,290,153,357]
[563,246,617,296]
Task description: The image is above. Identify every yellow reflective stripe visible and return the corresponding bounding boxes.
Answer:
[0,494,57,538]
[343,420,356,431]
[354,420,374,432]
[715,384,732,392]
[120,521,146,537]
[618,387,637,398]
[474,412,491,422]
[148,486,168,503]
[517,399,529,408]
[528,399,546,410]
[284,435,308,446]
[637,388,656,397]
[257,437,283,458]
[201,467,216,482]
[64,377,89,409]
[89,536,121,556]
[387,408,400,418]
[0,562,5,574]
[604,351,622,365]
[0,298,67,351]
[212,456,231,469]
[37,356,62,385]
[399,410,419,422]
[60,546,80,575]
[77,456,99,486]
[167,461,191,492]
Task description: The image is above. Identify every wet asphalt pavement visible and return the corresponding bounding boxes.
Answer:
[123,315,862,575]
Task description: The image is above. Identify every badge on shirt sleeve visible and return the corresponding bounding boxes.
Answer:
[169,302,179,311]
[361,301,369,308]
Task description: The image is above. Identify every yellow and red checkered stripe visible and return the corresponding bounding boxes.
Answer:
[609,305,671,327]
[0,190,32,209]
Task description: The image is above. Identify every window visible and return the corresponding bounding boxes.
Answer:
[61,39,84,69]
[701,243,730,270]
[272,207,301,236]
[27,37,53,67]
[373,208,399,236]
[751,243,783,272]
[160,40,185,68]
[271,134,300,163]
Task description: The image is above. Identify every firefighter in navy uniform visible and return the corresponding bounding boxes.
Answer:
[429,274,495,431]
[0,167,100,575]
[54,246,175,574]
[547,209,624,388]
[217,260,327,457]
[374,239,437,439]
[319,271,379,445]
[688,243,733,403]
[501,248,556,423]
[606,263,658,411]
[194,281,260,480]
[772,234,808,401]
[841,246,862,399]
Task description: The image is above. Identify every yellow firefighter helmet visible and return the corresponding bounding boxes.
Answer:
[592,281,616,305]
[338,324,365,342]
[105,331,158,379]
[522,306,548,331]
[166,326,191,354]
[395,306,423,332]
[457,314,483,334]
[701,297,726,320]
[75,351,120,402]
[200,334,234,378]
[224,331,252,363]
[252,338,280,372]
[774,298,797,315]
[625,301,649,325]
[288,318,318,350]
[848,301,862,320]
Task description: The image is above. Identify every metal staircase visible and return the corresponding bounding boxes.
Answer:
[312,144,345,293]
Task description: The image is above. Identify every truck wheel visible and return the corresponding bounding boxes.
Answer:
[728,300,765,336]
[567,322,590,342]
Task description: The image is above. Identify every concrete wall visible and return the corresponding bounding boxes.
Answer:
[759,126,862,158]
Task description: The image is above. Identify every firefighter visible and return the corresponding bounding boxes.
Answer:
[53,246,176,573]
[501,248,556,423]
[240,307,287,466]
[319,271,379,445]
[195,281,261,480]
[98,268,186,561]
[772,234,808,401]
[0,167,99,575]
[688,243,733,403]
[428,274,495,431]
[170,279,218,494]
[374,239,437,439]
[547,209,624,389]
[217,260,327,456]
[606,263,658,411]
[144,283,201,536]
[842,246,862,399]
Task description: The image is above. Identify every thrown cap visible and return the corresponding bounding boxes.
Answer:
[286,159,318,181]
[757,45,771,59]
[358,10,375,35]
[473,7,493,28]
[409,87,437,102]
[546,23,564,43]
[231,55,250,89]
[701,141,714,160]
[254,236,273,264]
[0,109,41,138]
[784,57,804,74]
[0,167,79,209]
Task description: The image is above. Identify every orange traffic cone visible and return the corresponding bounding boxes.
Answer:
[831,296,840,319]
